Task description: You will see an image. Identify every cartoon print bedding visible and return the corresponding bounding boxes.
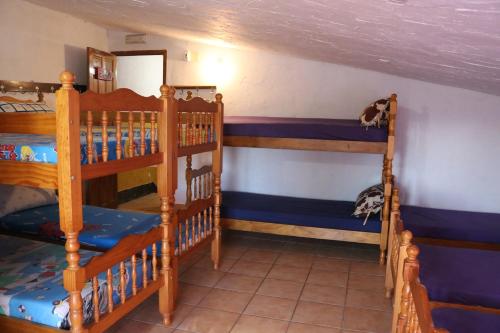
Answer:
[0,126,154,164]
[0,235,151,329]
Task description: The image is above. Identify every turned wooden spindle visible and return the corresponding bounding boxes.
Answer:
[185,218,189,249]
[187,112,192,146]
[128,111,134,158]
[203,208,208,236]
[131,254,137,296]
[160,195,175,324]
[197,212,202,242]
[397,245,419,333]
[107,269,113,313]
[151,112,157,154]
[186,155,193,204]
[177,111,182,146]
[191,216,196,246]
[209,206,213,234]
[102,111,109,162]
[87,110,93,164]
[142,249,148,288]
[178,225,183,254]
[92,276,100,322]
[140,111,146,156]
[116,112,122,159]
[119,261,126,304]
[210,113,215,143]
[152,243,158,281]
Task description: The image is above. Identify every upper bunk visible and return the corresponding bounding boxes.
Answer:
[0,72,224,189]
[223,93,397,154]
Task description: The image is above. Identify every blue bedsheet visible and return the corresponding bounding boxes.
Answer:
[221,191,381,233]
[0,205,161,249]
[0,235,151,329]
[0,127,153,164]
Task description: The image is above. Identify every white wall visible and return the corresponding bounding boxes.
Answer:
[116,55,163,97]
[108,30,500,214]
[0,0,108,89]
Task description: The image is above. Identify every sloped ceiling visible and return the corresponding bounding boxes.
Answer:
[27,0,500,95]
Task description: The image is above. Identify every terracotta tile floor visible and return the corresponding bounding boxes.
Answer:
[107,231,392,333]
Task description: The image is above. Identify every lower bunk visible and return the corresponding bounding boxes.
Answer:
[221,191,386,258]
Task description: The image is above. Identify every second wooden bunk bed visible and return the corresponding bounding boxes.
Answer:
[0,71,224,332]
[222,94,398,264]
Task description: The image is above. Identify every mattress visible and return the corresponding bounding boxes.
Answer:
[0,204,161,249]
[0,127,154,164]
[224,116,388,142]
[401,205,500,244]
[432,308,500,333]
[419,244,500,309]
[0,235,151,329]
[221,191,381,233]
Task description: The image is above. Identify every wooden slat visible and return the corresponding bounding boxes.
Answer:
[178,142,218,157]
[80,88,163,112]
[177,197,215,221]
[84,227,162,279]
[81,153,163,180]
[177,97,218,114]
[223,136,388,154]
[0,316,62,333]
[222,218,380,244]
[0,113,56,135]
[0,161,58,188]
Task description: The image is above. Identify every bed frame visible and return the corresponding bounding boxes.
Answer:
[0,71,224,332]
[222,94,398,264]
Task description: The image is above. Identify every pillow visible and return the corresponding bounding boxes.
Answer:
[353,184,384,225]
[359,98,389,128]
[0,101,53,112]
[0,184,58,218]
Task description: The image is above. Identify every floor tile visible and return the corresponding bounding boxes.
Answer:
[306,269,348,288]
[348,274,386,291]
[241,249,280,263]
[350,261,385,276]
[231,315,288,333]
[282,242,317,255]
[312,257,350,273]
[194,255,237,272]
[229,259,273,277]
[267,264,310,282]
[178,283,212,306]
[215,273,263,293]
[221,245,248,259]
[292,301,343,328]
[287,322,340,333]
[275,253,314,268]
[177,307,239,333]
[345,288,391,311]
[129,301,194,327]
[244,295,297,320]
[342,307,391,333]
[248,239,286,252]
[257,278,304,300]
[300,284,346,306]
[198,288,253,313]
[107,319,173,333]
[180,267,226,287]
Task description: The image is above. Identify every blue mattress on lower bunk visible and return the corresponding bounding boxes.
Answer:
[419,244,500,309]
[432,308,500,333]
[0,204,161,249]
[401,205,500,244]
[221,191,381,233]
[0,235,151,330]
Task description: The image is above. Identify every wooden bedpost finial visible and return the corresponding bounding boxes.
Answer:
[169,86,176,98]
[390,93,397,102]
[215,93,223,103]
[407,245,419,262]
[401,230,413,245]
[160,84,170,98]
[59,71,75,89]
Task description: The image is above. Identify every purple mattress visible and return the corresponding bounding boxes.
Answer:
[224,116,388,142]
[221,191,381,233]
[401,205,500,244]
[419,244,500,309]
[432,308,500,333]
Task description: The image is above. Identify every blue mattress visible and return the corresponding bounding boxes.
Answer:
[0,204,161,249]
[0,235,151,329]
[419,244,500,309]
[401,205,500,244]
[0,127,153,164]
[224,116,388,142]
[432,308,500,333]
[221,191,381,233]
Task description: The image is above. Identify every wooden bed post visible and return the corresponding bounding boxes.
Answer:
[211,93,224,270]
[380,93,398,265]
[392,229,412,333]
[56,71,85,332]
[158,85,178,325]
[385,187,400,298]
[396,245,419,333]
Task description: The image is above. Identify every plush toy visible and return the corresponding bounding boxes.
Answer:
[359,98,389,129]
[353,184,384,225]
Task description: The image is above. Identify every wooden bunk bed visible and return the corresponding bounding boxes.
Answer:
[396,245,500,333]
[222,94,398,264]
[0,71,224,332]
